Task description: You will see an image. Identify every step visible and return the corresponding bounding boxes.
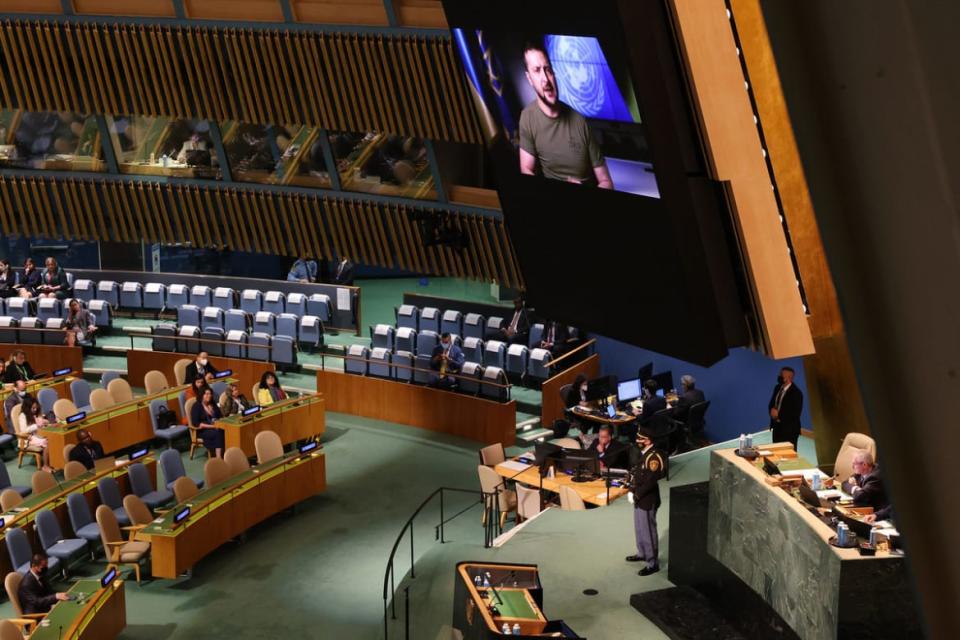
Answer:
[516,428,553,445]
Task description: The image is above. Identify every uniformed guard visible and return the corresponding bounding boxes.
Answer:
[625,424,666,576]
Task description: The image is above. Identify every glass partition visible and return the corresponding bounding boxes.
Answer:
[0,110,106,172]
[220,121,331,188]
[107,116,221,179]
[329,131,436,200]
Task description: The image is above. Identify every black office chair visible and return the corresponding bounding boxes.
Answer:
[678,401,711,452]
[649,410,678,478]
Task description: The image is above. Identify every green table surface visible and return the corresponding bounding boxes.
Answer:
[140,449,319,537]
[494,590,538,620]
[30,579,106,640]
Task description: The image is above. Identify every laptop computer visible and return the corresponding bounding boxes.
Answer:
[762,457,782,476]
[799,480,832,509]
[94,456,117,473]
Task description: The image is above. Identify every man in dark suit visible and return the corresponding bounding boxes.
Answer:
[332,257,355,286]
[68,429,104,470]
[429,333,465,390]
[18,553,70,614]
[768,366,804,449]
[539,321,571,358]
[587,425,628,469]
[672,374,706,423]
[184,351,219,386]
[495,297,530,345]
[842,451,889,512]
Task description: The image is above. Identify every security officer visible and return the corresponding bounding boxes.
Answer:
[625,424,666,576]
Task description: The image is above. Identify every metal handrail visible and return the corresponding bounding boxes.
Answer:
[545,338,596,368]
[382,486,494,640]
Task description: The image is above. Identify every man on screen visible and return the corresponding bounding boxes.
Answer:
[518,42,613,189]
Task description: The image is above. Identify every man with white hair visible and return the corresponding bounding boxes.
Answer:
[673,374,705,422]
[842,451,889,512]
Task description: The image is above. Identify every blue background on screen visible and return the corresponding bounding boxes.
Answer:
[545,35,633,123]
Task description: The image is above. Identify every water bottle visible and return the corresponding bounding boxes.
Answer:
[502,622,512,634]
[812,474,821,490]
[474,575,481,587]
[483,575,490,587]
[836,522,846,546]
[738,434,746,451]
[869,528,877,546]
[513,623,521,635]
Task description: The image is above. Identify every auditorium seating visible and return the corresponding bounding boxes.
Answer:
[120,282,143,309]
[397,304,419,330]
[143,283,166,311]
[463,313,486,340]
[395,327,417,354]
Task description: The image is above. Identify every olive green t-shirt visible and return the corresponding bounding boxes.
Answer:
[519,100,604,184]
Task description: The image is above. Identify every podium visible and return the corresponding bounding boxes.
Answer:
[453,562,583,638]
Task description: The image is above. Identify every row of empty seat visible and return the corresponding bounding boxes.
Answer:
[368,327,553,381]
[152,324,298,366]
[173,306,324,346]
[0,298,112,326]
[393,305,553,351]
[73,281,334,322]
[343,345,511,401]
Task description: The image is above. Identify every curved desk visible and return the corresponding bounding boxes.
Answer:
[29,577,126,640]
[138,449,326,578]
[0,344,84,381]
[217,393,325,457]
[494,457,629,507]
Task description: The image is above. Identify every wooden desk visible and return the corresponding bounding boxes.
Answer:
[38,381,216,469]
[494,457,629,507]
[0,457,157,576]
[708,448,916,639]
[317,370,516,446]
[0,343,84,379]
[139,450,326,578]
[568,405,636,436]
[540,353,600,429]
[217,393,325,457]
[30,577,126,640]
[127,350,273,399]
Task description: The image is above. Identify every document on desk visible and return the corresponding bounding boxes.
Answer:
[500,460,532,473]
[781,468,829,480]
[816,489,844,500]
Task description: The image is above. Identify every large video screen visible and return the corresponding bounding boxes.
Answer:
[453,29,659,198]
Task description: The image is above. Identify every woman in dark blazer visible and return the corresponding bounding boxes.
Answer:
[15,258,41,298]
[0,260,16,298]
[37,257,70,300]
[190,386,224,458]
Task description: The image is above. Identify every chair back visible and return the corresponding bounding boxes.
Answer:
[70,379,92,409]
[477,465,513,511]
[173,358,192,385]
[97,477,123,510]
[159,449,186,487]
[32,470,56,494]
[64,460,87,480]
[224,447,250,475]
[0,463,12,490]
[834,432,878,482]
[254,430,283,464]
[172,476,199,503]
[204,457,231,487]
[67,493,94,533]
[686,400,710,433]
[516,484,542,520]
[100,371,120,389]
[9,406,22,434]
[184,398,198,427]
[559,485,586,511]
[4,570,26,616]
[123,494,154,526]
[0,619,22,640]
[251,382,261,401]
[89,388,114,411]
[479,443,506,467]
[63,443,76,463]
[107,378,134,404]
[127,463,153,498]
[53,398,79,421]
[35,509,64,551]
[5,529,31,576]
[95,504,122,547]
[0,489,22,511]
[558,384,573,406]
[144,370,169,395]
[37,388,58,416]
[550,437,581,450]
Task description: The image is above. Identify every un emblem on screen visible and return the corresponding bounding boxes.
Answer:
[547,36,606,117]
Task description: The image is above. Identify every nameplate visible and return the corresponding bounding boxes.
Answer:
[174,506,191,525]
[130,447,148,461]
[66,412,86,424]
[53,367,73,377]
[0,518,4,529]
[214,370,232,379]
[101,567,117,588]
[299,441,319,455]
[242,406,261,417]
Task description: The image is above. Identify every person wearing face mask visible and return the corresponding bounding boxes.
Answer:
[3,350,36,384]
[184,351,219,386]
[14,258,41,298]
[768,366,804,449]
[563,374,591,434]
[429,332,465,390]
[3,379,31,431]
[0,259,17,298]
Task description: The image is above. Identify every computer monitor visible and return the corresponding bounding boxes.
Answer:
[559,450,600,483]
[534,442,562,468]
[799,481,823,508]
[585,375,617,402]
[651,371,674,394]
[617,378,642,403]
[605,403,617,418]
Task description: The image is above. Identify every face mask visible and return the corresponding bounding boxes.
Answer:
[199,359,208,366]
[17,391,26,398]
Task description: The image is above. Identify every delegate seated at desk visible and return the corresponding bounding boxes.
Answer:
[587,425,627,469]
[191,387,225,458]
[627,380,665,440]
[220,382,251,417]
[69,429,104,470]
[19,552,71,614]
[257,371,287,406]
[184,352,219,386]
[19,396,51,470]
[841,451,889,512]
[4,379,30,426]
[429,333,464,390]
[672,375,705,422]
[3,350,36,384]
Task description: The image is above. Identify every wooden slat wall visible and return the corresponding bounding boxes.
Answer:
[0,176,522,289]
[0,20,481,144]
